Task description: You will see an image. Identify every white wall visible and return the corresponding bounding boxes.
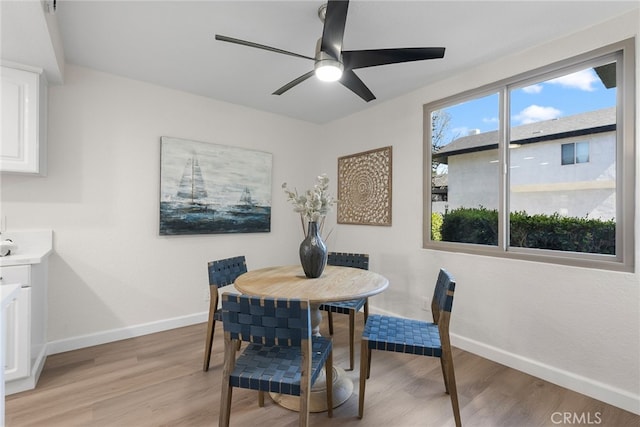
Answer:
[448,150,500,210]
[322,10,639,414]
[1,64,322,344]
[0,7,637,417]
[509,133,617,219]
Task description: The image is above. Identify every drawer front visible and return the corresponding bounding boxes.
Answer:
[0,265,30,286]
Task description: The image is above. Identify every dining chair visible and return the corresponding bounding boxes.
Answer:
[202,255,247,372]
[358,268,462,427]
[318,252,369,371]
[219,293,334,427]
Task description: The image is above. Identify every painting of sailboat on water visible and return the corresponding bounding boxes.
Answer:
[160,136,272,235]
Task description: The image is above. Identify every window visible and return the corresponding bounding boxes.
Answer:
[424,39,635,271]
[430,93,499,246]
[561,142,590,165]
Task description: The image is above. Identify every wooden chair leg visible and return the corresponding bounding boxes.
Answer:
[220,335,237,427]
[366,348,372,379]
[328,311,334,335]
[348,310,355,371]
[219,383,233,427]
[299,337,312,427]
[219,345,234,426]
[326,349,333,418]
[258,391,265,407]
[299,383,310,427]
[363,299,369,322]
[439,357,450,394]
[358,338,368,418]
[203,296,217,371]
[442,350,462,427]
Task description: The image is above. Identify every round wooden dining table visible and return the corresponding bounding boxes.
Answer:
[234,264,389,412]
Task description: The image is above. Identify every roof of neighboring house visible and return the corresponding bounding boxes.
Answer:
[433,107,616,161]
[432,174,448,188]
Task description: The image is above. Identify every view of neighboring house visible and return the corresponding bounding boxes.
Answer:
[432,107,616,220]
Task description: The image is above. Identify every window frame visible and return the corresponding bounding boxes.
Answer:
[561,141,590,165]
[423,38,635,272]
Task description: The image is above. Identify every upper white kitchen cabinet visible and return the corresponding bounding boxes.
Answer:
[0,64,47,175]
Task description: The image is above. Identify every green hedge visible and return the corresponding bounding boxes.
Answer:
[431,212,443,241]
[440,206,499,245]
[438,207,615,254]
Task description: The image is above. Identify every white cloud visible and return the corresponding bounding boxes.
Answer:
[513,105,562,124]
[482,117,499,124]
[522,84,543,94]
[547,69,598,91]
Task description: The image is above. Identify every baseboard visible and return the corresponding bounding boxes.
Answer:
[451,333,640,415]
[47,312,208,355]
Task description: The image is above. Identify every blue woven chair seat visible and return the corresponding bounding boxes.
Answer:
[319,298,366,314]
[362,314,442,357]
[230,336,332,395]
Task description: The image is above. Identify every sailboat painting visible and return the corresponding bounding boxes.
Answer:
[159,136,272,235]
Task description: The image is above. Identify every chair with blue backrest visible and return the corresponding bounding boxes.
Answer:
[318,252,369,371]
[219,293,333,427]
[203,256,246,372]
[358,268,462,427]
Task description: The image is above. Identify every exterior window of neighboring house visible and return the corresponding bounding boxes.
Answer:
[424,39,635,271]
[561,142,589,165]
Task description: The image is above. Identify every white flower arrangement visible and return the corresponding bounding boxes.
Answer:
[282,174,337,236]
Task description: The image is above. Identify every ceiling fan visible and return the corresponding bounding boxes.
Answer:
[215,0,445,102]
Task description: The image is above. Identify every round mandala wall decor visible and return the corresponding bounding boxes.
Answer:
[337,146,392,226]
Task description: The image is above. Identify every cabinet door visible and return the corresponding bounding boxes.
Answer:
[1,265,32,381]
[0,66,42,174]
[3,286,31,381]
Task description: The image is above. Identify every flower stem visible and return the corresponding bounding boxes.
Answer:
[300,215,307,237]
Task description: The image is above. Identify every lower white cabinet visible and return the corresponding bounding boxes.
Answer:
[2,283,22,427]
[3,287,31,381]
[1,265,31,382]
[0,259,47,394]
[0,230,51,395]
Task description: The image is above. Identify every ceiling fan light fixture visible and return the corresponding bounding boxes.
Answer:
[315,58,343,82]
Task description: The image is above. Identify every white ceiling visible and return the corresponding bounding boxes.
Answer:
[2,1,638,124]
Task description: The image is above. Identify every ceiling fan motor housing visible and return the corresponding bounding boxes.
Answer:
[314,38,344,81]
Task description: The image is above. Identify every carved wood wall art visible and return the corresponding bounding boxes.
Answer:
[337,146,392,226]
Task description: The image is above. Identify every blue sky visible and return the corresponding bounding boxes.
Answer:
[440,65,617,144]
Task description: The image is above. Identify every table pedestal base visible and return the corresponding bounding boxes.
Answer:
[269,366,353,412]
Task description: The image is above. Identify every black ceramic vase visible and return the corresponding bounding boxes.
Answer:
[299,221,327,278]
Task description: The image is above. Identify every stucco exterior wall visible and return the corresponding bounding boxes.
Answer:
[446,131,616,219]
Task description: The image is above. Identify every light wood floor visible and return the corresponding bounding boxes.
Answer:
[6,315,639,427]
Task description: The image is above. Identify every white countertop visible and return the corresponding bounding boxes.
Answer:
[0,249,52,266]
[0,230,53,267]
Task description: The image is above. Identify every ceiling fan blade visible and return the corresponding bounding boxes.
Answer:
[320,0,349,60]
[340,69,376,102]
[273,70,316,96]
[215,34,315,61]
[343,47,445,69]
